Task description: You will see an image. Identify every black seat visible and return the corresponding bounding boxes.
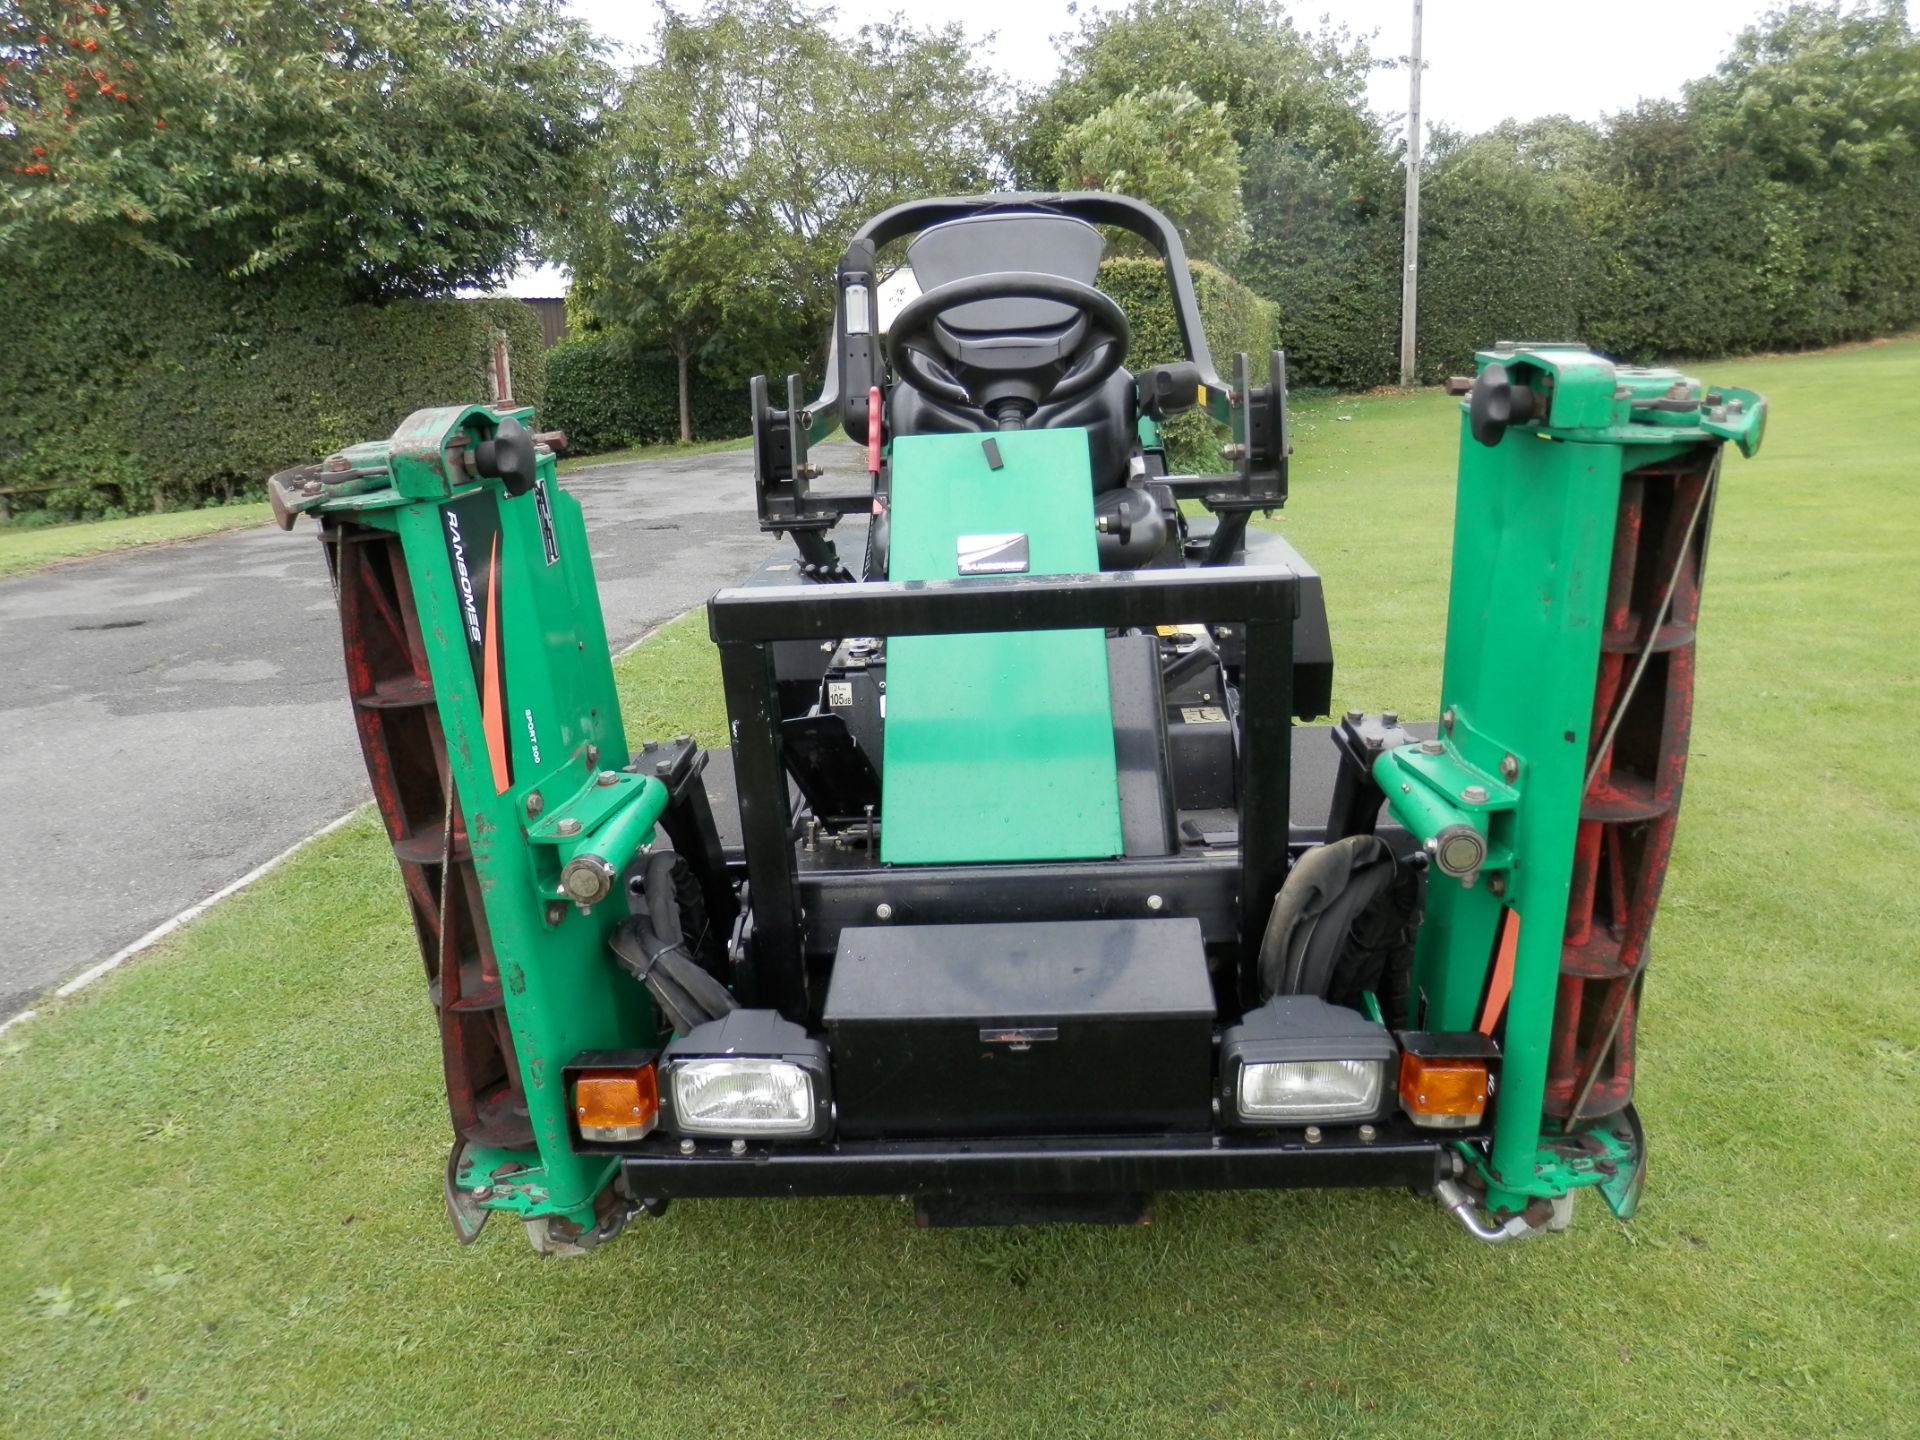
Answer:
[889,213,1138,492]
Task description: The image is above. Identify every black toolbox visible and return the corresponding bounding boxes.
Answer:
[824,918,1216,1139]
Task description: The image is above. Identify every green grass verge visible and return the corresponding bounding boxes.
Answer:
[3,343,1916,1435]
[0,503,272,580]
[557,433,752,475]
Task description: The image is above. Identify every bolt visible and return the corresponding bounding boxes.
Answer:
[472,1184,492,1199]
[1211,1097,1222,1117]
[1213,626,1232,642]
[544,901,567,926]
[555,817,581,837]
[1420,740,1445,755]
[1344,708,1364,725]
[597,769,619,787]
[1358,1124,1377,1144]
[1304,1126,1323,1145]
[679,1138,696,1156]
[655,758,673,776]
[730,1138,747,1156]
[1500,753,1519,782]
[585,743,599,767]
[1462,785,1488,804]
[797,463,824,480]
[821,642,836,654]
[525,791,544,819]
[1441,706,1456,733]
[1220,442,1247,461]
[1382,710,1399,726]
[1488,874,1508,897]
[1146,894,1165,912]
[562,854,615,905]
[875,903,894,921]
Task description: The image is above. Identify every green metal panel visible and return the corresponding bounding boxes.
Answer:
[882,429,1121,864]
[1374,346,1766,1215]
[309,407,666,1233]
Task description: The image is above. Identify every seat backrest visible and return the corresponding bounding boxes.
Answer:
[892,213,1137,490]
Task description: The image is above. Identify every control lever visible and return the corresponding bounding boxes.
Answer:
[1468,363,1541,448]
[471,416,538,497]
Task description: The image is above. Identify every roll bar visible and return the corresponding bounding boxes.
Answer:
[815,192,1234,445]
[750,191,1289,564]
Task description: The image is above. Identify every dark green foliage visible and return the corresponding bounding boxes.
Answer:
[557,0,1004,439]
[0,237,545,519]
[0,0,608,297]
[1038,0,1920,389]
[1412,123,1602,384]
[1098,255,1274,470]
[1012,0,1382,188]
[541,335,755,455]
[1239,140,1402,392]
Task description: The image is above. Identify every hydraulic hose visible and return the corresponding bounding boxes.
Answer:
[608,853,737,1035]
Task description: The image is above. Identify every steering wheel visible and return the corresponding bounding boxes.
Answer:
[887,271,1130,425]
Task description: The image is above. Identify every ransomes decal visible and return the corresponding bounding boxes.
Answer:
[956,532,1030,575]
[442,492,514,794]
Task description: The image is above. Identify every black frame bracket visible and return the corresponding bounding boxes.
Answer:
[708,563,1299,1020]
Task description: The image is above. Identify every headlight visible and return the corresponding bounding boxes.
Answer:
[1237,1057,1386,1122]
[1220,996,1397,1126]
[671,1058,815,1135]
[658,1010,831,1140]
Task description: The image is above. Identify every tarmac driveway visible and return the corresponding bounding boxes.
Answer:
[0,445,808,1019]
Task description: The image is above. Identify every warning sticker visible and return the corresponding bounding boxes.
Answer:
[827,681,855,707]
[1181,706,1228,724]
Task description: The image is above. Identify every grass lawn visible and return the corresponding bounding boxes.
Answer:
[0,503,271,580]
[2,341,1916,1436]
[557,432,752,475]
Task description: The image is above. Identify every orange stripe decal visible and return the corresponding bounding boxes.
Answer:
[1478,908,1520,1035]
[481,537,509,792]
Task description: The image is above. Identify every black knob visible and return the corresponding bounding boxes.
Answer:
[474,416,538,497]
[1468,363,1539,448]
[1137,361,1205,421]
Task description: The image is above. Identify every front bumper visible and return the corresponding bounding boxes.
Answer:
[619,1124,1451,1200]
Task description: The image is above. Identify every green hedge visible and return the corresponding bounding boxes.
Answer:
[0,237,546,520]
[1239,119,1920,391]
[1097,255,1276,470]
[540,335,752,455]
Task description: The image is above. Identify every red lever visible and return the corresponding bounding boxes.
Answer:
[867,385,882,476]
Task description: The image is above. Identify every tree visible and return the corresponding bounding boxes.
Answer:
[0,0,609,296]
[1012,0,1383,187]
[1686,1,1920,182]
[1053,84,1246,262]
[559,0,1006,441]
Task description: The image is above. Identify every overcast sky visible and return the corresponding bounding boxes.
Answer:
[565,0,1858,134]
[508,0,1909,293]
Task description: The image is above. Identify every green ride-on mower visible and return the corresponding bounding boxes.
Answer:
[273,194,1766,1253]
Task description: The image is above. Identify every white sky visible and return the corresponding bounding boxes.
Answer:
[503,0,1911,294]
[565,0,1839,131]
